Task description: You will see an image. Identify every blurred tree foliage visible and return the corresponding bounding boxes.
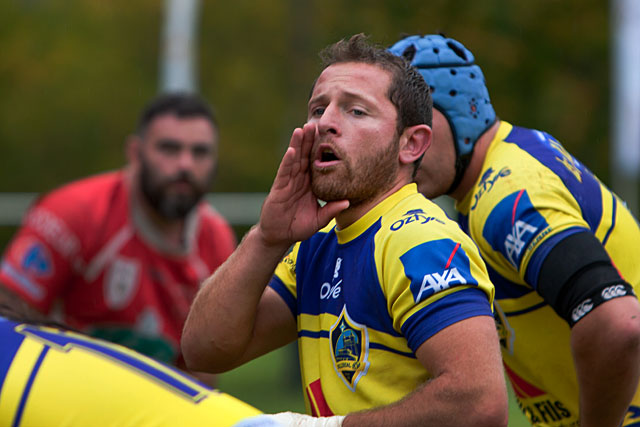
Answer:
[0,0,609,198]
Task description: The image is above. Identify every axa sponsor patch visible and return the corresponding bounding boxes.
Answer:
[12,236,54,278]
[400,239,476,303]
[483,190,549,268]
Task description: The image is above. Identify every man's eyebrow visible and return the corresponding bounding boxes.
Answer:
[308,91,378,108]
[156,138,181,145]
[308,93,327,107]
[156,138,212,148]
[341,91,377,105]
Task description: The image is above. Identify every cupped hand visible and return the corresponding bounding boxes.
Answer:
[258,123,348,248]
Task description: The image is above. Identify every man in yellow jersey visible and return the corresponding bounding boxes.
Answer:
[389,34,640,427]
[182,34,508,426]
[0,304,273,427]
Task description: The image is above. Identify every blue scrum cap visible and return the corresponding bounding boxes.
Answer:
[389,34,496,192]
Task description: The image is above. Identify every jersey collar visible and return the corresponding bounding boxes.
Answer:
[456,121,513,215]
[335,183,418,244]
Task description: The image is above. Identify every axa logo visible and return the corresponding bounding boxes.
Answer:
[390,209,444,231]
[505,220,537,267]
[320,257,342,300]
[602,284,627,300]
[415,267,467,302]
[571,299,594,323]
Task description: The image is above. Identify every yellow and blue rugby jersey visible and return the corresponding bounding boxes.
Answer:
[456,121,640,426]
[0,316,264,427]
[268,183,495,416]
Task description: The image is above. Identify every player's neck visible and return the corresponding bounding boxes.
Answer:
[140,199,186,244]
[335,178,409,230]
[450,120,500,202]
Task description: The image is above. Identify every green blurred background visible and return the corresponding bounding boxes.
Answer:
[0,1,619,425]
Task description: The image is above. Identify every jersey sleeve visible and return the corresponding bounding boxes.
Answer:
[379,217,494,353]
[472,128,601,287]
[480,187,589,287]
[267,242,300,316]
[0,197,82,312]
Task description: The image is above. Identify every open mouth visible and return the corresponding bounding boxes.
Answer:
[321,149,339,162]
[314,145,341,168]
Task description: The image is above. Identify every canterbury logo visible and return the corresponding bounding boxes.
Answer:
[505,220,537,266]
[415,267,467,302]
[571,299,594,323]
[602,284,627,300]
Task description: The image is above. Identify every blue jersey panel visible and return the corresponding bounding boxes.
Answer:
[0,317,25,392]
[505,126,602,231]
[297,219,400,337]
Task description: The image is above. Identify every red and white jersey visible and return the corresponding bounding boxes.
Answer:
[0,171,236,365]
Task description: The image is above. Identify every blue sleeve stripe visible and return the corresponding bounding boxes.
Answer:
[268,276,296,317]
[401,288,493,353]
[12,346,49,427]
[369,343,416,359]
[602,191,617,246]
[298,331,415,358]
[524,226,586,287]
[298,330,329,339]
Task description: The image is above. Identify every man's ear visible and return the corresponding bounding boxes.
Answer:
[399,124,432,165]
[126,134,141,166]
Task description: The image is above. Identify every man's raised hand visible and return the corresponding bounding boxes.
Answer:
[258,123,348,248]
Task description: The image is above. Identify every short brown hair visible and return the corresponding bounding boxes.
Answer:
[318,33,432,136]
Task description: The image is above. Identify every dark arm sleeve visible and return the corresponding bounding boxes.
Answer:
[536,231,634,326]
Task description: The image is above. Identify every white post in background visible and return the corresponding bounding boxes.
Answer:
[160,0,201,93]
[611,0,640,215]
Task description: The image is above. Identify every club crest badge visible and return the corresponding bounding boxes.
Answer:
[104,257,140,310]
[330,305,369,391]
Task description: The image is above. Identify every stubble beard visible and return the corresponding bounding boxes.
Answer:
[311,137,400,206]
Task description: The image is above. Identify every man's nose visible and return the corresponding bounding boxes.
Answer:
[317,105,340,136]
[177,149,196,170]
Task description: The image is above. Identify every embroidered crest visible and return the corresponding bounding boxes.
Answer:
[330,305,369,391]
